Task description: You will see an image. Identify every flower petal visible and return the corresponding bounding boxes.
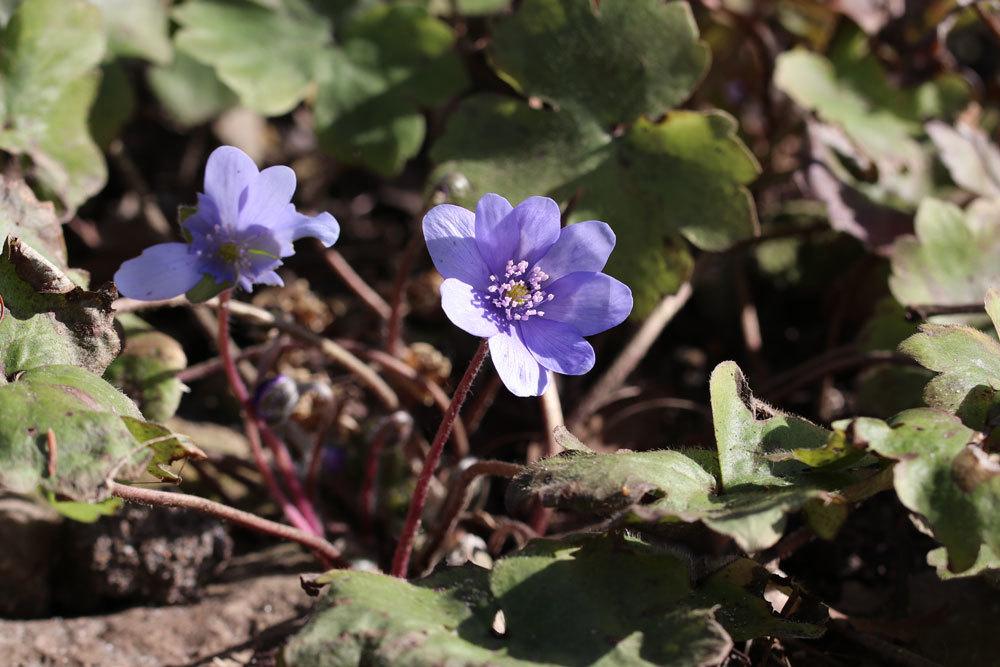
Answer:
[520,318,595,376]
[439,278,499,338]
[489,328,549,397]
[474,193,516,275]
[255,270,285,287]
[534,220,616,282]
[114,243,204,301]
[238,165,297,230]
[271,211,340,256]
[423,204,491,286]
[510,196,561,264]
[204,146,258,226]
[543,272,633,336]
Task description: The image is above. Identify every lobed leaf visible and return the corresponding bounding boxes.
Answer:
[285,535,823,667]
[173,0,332,116]
[314,4,466,176]
[0,0,107,212]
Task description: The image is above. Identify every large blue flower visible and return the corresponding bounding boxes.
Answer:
[115,146,339,300]
[425,193,633,397]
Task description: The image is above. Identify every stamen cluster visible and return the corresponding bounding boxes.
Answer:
[484,259,554,322]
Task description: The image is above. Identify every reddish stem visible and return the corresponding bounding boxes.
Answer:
[360,412,414,534]
[390,340,490,578]
[385,233,422,357]
[218,290,323,536]
[109,481,342,568]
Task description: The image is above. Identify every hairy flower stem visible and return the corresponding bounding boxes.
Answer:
[218,290,323,536]
[361,412,414,535]
[391,339,490,578]
[109,481,342,568]
[531,373,563,534]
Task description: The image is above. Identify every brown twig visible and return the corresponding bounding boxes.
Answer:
[323,248,392,320]
[341,341,470,458]
[174,341,277,384]
[569,282,693,430]
[759,348,916,403]
[530,374,563,534]
[905,303,985,321]
[46,429,57,478]
[385,232,423,356]
[418,459,523,574]
[109,481,343,568]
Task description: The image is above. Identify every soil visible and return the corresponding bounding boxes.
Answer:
[0,573,312,667]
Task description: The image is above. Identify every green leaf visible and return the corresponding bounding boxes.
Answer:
[489,0,708,126]
[121,416,207,483]
[848,410,1000,573]
[927,119,1000,200]
[426,0,510,15]
[314,4,466,176]
[104,330,188,422]
[47,493,121,522]
[0,175,67,268]
[0,237,120,375]
[173,0,332,116]
[148,51,238,128]
[0,365,150,502]
[433,100,759,316]
[88,0,172,64]
[899,319,1000,421]
[890,198,1000,310]
[88,61,135,150]
[0,0,107,211]
[710,361,830,488]
[285,535,823,667]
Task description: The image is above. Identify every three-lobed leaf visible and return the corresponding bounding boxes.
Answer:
[0,0,107,212]
[285,535,822,667]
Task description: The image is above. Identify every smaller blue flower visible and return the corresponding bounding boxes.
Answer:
[115,146,339,300]
[424,193,633,397]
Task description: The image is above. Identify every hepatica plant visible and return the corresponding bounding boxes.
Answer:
[391,193,632,578]
[114,145,340,300]
[425,193,633,396]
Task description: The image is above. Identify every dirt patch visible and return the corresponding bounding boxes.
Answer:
[0,573,312,667]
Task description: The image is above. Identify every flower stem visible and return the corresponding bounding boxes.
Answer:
[390,339,490,578]
[530,372,563,534]
[218,290,323,536]
[109,481,343,568]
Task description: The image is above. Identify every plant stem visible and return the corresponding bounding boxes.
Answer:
[390,339,490,578]
[218,290,323,536]
[385,232,423,357]
[569,282,693,431]
[109,481,343,568]
[530,373,563,534]
[323,247,392,320]
[360,412,414,534]
[417,459,523,574]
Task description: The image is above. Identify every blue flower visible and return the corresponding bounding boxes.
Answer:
[115,146,339,300]
[424,193,633,397]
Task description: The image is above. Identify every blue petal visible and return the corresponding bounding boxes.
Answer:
[271,211,340,256]
[183,193,222,239]
[473,193,516,275]
[255,270,284,287]
[439,278,499,338]
[534,220,615,282]
[510,196,561,264]
[520,318,595,376]
[543,272,633,336]
[204,146,258,227]
[489,328,549,397]
[238,165,296,230]
[114,243,203,300]
[423,204,491,287]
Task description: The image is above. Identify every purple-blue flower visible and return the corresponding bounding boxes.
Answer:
[424,193,633,397]
[115,146,339,300]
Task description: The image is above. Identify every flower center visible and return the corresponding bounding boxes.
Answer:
[217,241,242,264]
[484,259,554,322]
